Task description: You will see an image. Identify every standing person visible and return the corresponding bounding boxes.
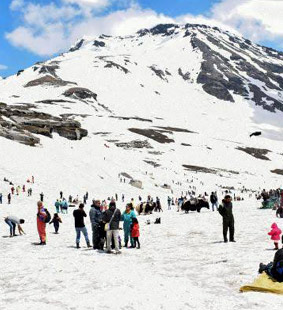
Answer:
[167,196,171,210]
[218,195,235,243]
[122,194,125,202]
[268,223,282,250]
[60,191,63,199]
[89,200,102,249]
[61,198,69,214]
[7,193,11,204]
[83,195,87,204]
[0,193,2,204]
[85,192,89,201]
[73,203,91,249]
[55,200,60,213]
[210,192,218,211]
[37,201,47,245]
[4,216,25,237]
[40,192,44,202]
[121,203,136,248]
[102,201,121,254]
[11,187,15,195]
[32,176,34,183]
[22,185,26,193]
[277,206,283,218]
[131,218,140,249]
[115,193,118,201]
[49,213,62,234]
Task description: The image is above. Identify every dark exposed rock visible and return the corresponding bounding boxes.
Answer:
[178,68,191,82]
[38,65,59,77]
[128,128,174,144]
[271,169,283,176]
[181,143,192,146]
[183,164,239,175]
[63,87,97,100]
[115,140,152,149]
[236,147,271,160]
[69,39,85,52]
[154,126,196,133]
[144,160,160,168]
[138,24,179,37]
[110,116,152,122]
[149,65,168,81]
[248,84,283,112]
[17,70,24,76]
[104,61,129,74]
[25,75,77,88]
[0,102,88,145]
[36,99,75,105]
[93,40,106,47]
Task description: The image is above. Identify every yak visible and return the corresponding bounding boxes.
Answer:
[136,202,156,215]
[182,199,209,213]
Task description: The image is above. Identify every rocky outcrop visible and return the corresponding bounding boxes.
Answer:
[25,75,77,88]
[0,102,88,146]
[236,147,271,160]
[69,39,85,52]
[128,128,174,144]
[63,87,97,100]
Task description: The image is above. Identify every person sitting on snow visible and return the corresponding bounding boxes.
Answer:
[259,248,283,282]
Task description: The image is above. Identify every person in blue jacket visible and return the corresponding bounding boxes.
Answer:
[121,203,136,247]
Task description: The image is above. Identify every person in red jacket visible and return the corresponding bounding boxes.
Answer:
[131,218,140,249]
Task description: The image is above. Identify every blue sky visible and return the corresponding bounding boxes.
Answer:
[0,0,282,77]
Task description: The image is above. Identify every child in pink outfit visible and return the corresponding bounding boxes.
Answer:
[268,223,282,250]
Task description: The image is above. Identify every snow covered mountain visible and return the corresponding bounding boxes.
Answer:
[1,23,283,192]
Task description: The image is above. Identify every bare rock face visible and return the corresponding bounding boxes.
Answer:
[25,75,77,88]
[0,102,88,146]
[63,87,97,100]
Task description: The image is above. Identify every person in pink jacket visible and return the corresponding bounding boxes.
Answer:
[268,223,282,250]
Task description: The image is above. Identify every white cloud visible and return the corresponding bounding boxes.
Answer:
[10,0,24,10]
[0,64,8,70]
[211,0,283,41]
[5,0,283,57]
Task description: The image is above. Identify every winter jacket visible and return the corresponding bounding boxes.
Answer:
[210,194,217,204]
[131,223,140,238]
[73,209,87,228]
[218,201,233,219]
[271,248,283,282]
[89,205,102,225]
[37,208,47,223]
[268,223,282,241]
[102,206,121,230]
[121,210,136,226]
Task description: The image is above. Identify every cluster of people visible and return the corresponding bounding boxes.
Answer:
[73,200,140,254]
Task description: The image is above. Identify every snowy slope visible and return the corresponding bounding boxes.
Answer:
[0,23,283,192]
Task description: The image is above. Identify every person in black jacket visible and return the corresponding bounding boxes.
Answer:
[73,204,91,249]
[102,201,121,254]
[259,248,283,282]
[218,195,235,243]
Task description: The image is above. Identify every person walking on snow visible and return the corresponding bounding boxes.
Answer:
[89,200,102,249]
[49,213,62,234]
[37,201,47,245]
[0,193,2,204]
[121,203,136,248]
[60,191,63,199]
[40,192,44,202]
[268,223,282,250]
[73,203,91,249]
[55,200,60,213]
[218,195,235,243]
[4,216,25,237]
[7,193,11,204]
[210,192,218,211]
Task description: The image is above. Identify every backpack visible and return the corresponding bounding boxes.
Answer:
[44,209,51,223]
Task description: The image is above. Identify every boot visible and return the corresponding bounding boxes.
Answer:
[274,242,279,250]
[87,241,91,248]
[76,243,80,249]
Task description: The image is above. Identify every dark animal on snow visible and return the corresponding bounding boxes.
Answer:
[250,131,262,137]
[182,199,209,213]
